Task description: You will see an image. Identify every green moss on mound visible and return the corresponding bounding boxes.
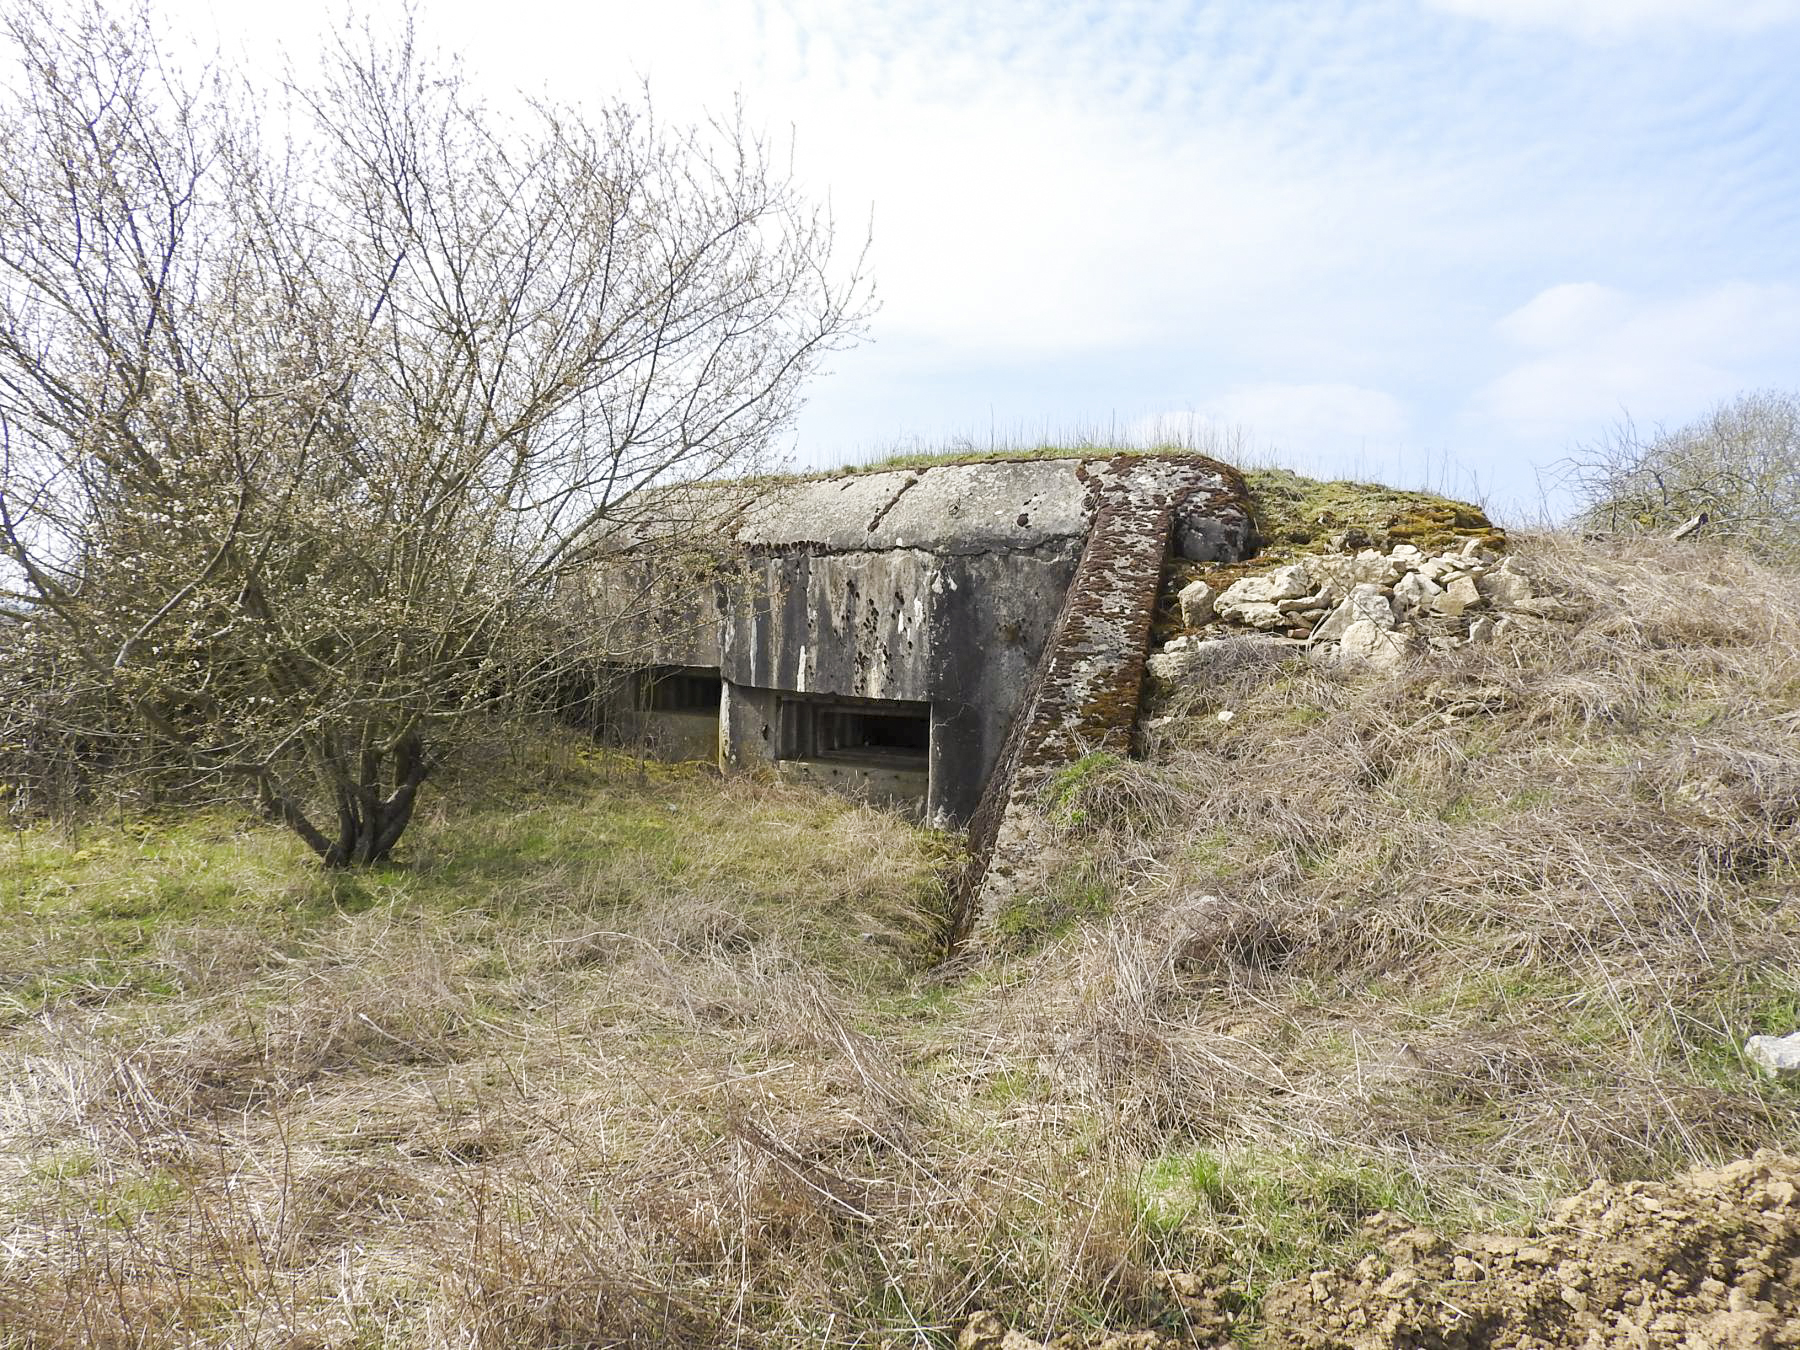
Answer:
[1241,468,1504,558]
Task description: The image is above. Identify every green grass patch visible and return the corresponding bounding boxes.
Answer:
[1136,1144,1440,1303]
[28,1148,96,1183]
[1042,750,1126,829]
[0,738,951,1031]
[995,861,1115,944]
[95,1169,186,1230]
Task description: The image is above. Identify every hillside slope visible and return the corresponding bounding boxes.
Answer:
[1,531,1797,1348]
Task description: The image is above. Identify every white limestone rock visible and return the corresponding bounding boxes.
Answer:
[1211,577,1258,613]
[1145,650,1195,684]
[1338,618,1409,669]
[1393,570,1444,616]
[1279,586,1334,614]
[1178,579,1217,627]
[1216,566,1313,629]
[1432,574,1484,618]
[1232,602,1291,630]
[1747,1031,1800,1079]
[1217,563,1314,612]
[1311,551,1401,593]
[1268,562,1318,598]
[1314,583,1396,642]
[1418,554,1462,584]
[1477,557,1535,610]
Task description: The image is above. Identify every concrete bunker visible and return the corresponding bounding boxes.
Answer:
[580,453,1254,848]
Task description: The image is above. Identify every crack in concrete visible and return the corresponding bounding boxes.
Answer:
[864,472,922,535]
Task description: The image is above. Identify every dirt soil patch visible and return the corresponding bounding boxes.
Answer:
[1263,1152,1800,1349]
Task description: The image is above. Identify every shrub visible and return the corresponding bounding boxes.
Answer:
[1561,389,1800,562]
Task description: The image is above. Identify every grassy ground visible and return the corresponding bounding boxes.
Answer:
[3,535,1799,1348]
[0,745,955,1346]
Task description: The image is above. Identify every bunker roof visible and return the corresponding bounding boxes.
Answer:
[733,458,1093,554]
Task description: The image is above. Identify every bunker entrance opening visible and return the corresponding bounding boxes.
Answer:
[613,665,722,763]
[637,667,723,713]
[773,694,931,811]
[779,696,931,770]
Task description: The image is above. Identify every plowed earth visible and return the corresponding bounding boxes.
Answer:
[1265,1152,1800,1350]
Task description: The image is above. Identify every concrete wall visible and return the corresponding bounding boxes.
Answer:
[576,557,725,671]
[718,544,1079,822]
[773,758,930,812]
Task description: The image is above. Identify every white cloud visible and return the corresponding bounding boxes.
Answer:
[145,0,1800,509]
[160,0,1463,364]
[1478,281,1800,437]
[1423,0,1800,36]
[1494,283,1633,350]
[1135,384,1412,459]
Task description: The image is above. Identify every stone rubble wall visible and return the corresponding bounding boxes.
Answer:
[1149,539,1562,683]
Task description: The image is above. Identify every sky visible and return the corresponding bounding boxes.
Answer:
[155,0,1800,521]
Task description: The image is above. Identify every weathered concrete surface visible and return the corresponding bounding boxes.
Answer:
[576,556,726,670]
[961,454,1249,935]
[736,459,1095,553]
[774,757,929,812]
[720,546,1077,821]
[724,463,1097,819]
[719,548,1074,701]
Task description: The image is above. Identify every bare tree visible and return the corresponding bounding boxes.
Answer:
[0,0,867,863]
[1559,391,1800,562]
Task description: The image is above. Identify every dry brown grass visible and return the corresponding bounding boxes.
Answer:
[1010,535,1800,1188]
[3,536,1799,1346]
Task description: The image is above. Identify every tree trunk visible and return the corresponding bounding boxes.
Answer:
[259,731,433,867]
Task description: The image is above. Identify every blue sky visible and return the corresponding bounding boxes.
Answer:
[165,0,1800,520]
